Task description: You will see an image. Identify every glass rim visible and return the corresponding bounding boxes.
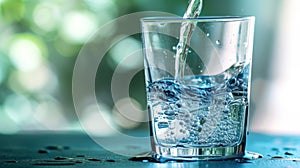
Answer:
[141,16,255,23]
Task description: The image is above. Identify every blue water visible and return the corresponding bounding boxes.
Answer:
[147,63,250,147]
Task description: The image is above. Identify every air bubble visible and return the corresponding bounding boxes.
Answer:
[164,111,175,116]
[206,33,210,37]
[179,139,188,143]
[157,122,169,129]
[216,40,221,45]
[166,115,175,120]
[180,129,186,134]
[163,51,167,55]
[177,44,182,49]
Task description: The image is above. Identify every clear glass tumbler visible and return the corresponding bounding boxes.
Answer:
[141,16,255,162]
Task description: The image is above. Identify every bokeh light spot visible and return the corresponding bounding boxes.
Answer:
[85,0,118,17]
[16,65,57,93]
[34,97,68,130]
[60,11,98,43]
[4,94,33,124]
[109,37,142,70]
[33,1,61,32]
[8,34,47,72]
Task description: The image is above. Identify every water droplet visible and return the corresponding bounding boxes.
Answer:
[105,159,116,162]
[216,40,221,45]
[5,160,17,163]
[38,149,49,154]
[46,145,60,150]
[45,145,69,150]
[54,156,68,160]
[87,158,102,162]
[271,156,283,159]
[284,152,294,156]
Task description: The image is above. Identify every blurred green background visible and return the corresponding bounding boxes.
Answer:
[0,0,283,134]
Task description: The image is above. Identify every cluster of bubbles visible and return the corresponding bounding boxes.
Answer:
[147,63,250,147]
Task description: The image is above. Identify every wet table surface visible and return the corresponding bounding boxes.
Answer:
[1,131,300,168]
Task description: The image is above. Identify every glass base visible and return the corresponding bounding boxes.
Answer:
[129,149,262,163]
[151,143,248,162]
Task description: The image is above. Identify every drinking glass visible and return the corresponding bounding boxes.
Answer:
[141,16,255,162]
